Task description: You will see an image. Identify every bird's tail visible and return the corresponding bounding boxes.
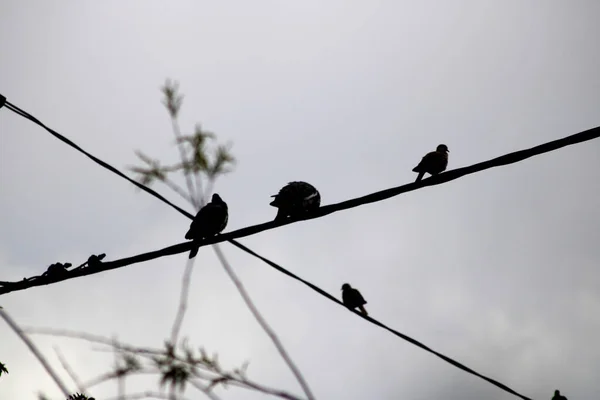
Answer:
[415,172,425,182]
[189,242,200,259]
[358,305,368,316]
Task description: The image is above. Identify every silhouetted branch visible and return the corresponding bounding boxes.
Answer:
[54,345,86,394]
[212,243,315,400]
[0,308,71,397]
[157,88,306,399]
[23,328,304,400]
[104,391,192,400]
[162,80,200,210]
[170,258,195,344]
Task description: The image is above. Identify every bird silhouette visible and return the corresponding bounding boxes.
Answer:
[87,253,106,268]
[270,181,320,221]
[67,393,95,400]
[185,193,228,259]
[42,262,72,277]
[412,144,449,182]
[341,283,368,316]
[552,390,568,400]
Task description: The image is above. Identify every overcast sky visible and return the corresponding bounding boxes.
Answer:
[1,1,599,399]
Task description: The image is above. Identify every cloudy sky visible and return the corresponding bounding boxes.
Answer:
[1,1,599,399]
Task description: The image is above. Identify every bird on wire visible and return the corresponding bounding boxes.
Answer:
[341,283,368,316]
[185,193,228,259]
[87,253,106,268]
[412,144,449,182]
[42,262,72,278]
[270,181,321,221]
[552,390,568,400]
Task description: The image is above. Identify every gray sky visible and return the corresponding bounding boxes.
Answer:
[1,1,599,399]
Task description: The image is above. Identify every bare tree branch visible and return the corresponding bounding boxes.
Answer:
[211,244,315,400]
[54,345,86,394]
[0,308,71,397]
[104,391,192,400]
[170,258,196,345]
[162,80,199,209]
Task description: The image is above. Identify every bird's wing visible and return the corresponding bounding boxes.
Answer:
[412,151,436,172]
[353,289,367,305]
[185,206,213,239]
[341,291,351,307]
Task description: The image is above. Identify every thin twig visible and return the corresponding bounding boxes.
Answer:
[170,257,196,346]
[187,380,223,400]
[170,116,199,210]
[211,244,315,400]
[54,345,85,393]
[222,378,304,400]
[162,177,196,206]
[103,391,192,400]
[0,308,71,397]
[113,336,126,400]
[82,369,156,390]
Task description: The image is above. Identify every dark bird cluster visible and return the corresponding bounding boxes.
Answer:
[412,144,449,182]
[42,262,72,277]
[185,193,229,258]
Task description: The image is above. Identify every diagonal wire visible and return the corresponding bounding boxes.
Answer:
[3,100,194,220]
[227,239,532,399]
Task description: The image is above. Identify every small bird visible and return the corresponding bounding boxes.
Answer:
[185,193,228,259]
[270,181,320,221]
[412,144,449,182]
[341,283,368,316]
[68,393,96,400]
[87,253,106,268]
[42,262,72,277]
[552,390,568,400]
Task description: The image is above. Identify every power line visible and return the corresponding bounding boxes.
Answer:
[5,98,600,253]
[227,239,531,400]
[2,100,194,220]
[4,98,594,399]
[7,100,600,242]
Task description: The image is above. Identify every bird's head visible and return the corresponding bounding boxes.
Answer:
[211,193,225,204]
[437,144,449,153]
[341,283,351,291]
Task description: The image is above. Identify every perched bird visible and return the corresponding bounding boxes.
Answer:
[341,283,368,316]
[87,253,106,268]
[412,144,449,182]
[42,262,72,277]
[67,393,96,400]
[552,390,568,400]
[185,193,228,259]
[270,181,320,221]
